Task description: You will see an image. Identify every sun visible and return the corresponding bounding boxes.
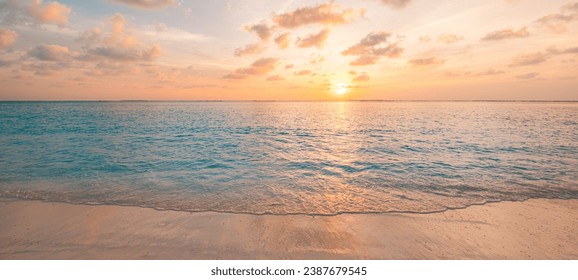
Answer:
[334,83,348,96]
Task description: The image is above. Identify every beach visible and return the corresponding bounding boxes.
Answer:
[1,198,576,260]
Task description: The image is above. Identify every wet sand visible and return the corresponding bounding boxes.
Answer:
[0,199,576,259]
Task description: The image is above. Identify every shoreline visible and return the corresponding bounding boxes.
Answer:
[1,198,577,260]
[0,195,541,216]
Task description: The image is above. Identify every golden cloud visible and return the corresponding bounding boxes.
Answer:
[273,3,365,29]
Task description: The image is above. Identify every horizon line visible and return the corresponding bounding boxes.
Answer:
[1,100,578,102]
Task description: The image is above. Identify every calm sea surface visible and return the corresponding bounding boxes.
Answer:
[0,101,577,215]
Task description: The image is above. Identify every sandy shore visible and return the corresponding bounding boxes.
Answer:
[0,199,576,259]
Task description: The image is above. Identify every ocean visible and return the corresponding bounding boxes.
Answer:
[0,101,577,215]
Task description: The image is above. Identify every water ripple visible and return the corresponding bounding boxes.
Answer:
[1,101,577,215]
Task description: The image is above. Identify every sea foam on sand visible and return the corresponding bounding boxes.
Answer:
[0,198,577,259]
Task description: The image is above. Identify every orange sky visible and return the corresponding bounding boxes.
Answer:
[0,0,577,100]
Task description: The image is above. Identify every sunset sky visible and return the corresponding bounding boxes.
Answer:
[0,0,577,100]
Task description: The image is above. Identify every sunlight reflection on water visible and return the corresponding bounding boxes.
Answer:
[0,101,577,214]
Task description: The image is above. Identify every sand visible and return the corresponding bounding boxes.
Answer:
[0,198,576,259]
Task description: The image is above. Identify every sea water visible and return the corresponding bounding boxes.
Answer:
[1,101,577,215]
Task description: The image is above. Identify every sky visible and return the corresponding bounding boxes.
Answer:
[0,0,577,100]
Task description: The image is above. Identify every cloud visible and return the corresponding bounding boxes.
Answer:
[475,69,506,76]
[234,43,265,57]
[536,14,575,33]
[284,63,294,69]
[350,55,380,66]
[224,57,279,79]
[87,44,162,62]
[0,0,71,26]
[296,28,330,48]
[563,2,578,12]
[508,46,578,67]
[272,3,365,29]
[239,57,278,74]
[547,46,578,54]
[353,73,370,82]
[27,0,71,26]
[418,35,431,43]
[80,61,158,77]
[419,34,463,44]
[516,72,539,80]
[481,27,530,41]
[342,31,403,66]
[437,33,463,44]
[12,14,171,79]
[509,52,549,67]
[266,75,285,81]
[20,62,66,76]
[294,70,312,76]
[409,57,445,66]
[27,44,70,61]
[109,0,175,9]
[77,13,164,62]
[309,55,325,64]
[377,0,412,9]
[223,73,246,80]
[0,28,18,49]
[140,24,209,42]
[0,59,14,67]
[245,23,273,41]
[534,3,578,33]
[274,32,291,49]
[342,31,390,55]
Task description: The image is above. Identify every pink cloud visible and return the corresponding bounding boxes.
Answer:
[481,27,530,41]
[342,31,404,66]
[350,55,380,66]
[224,57,279,79]
[534,3,578,33]
[437,33,463,44]
[27,0,71,26]
[294,70,312,76]
[266,75,285,81]
[353,73,370,82]
[245,23,274,41]
[274,33,291,49]
[378,0,412,9]
[234,43,266,57]
[77,14,164,62]
[0,28,18,49]
[509,52,549,67]
[296,29,330,48]
[409,57,445,66]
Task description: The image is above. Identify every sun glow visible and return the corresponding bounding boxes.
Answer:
[334,83,348,96]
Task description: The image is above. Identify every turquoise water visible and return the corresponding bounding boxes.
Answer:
[0,101,577,215]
